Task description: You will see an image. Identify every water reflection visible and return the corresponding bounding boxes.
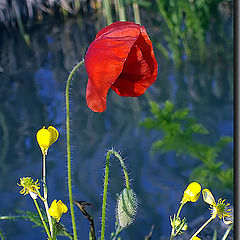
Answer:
[0,16,233,240]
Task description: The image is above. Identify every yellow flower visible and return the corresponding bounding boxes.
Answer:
[202,189,232,225]
[17,177,40,199]
[192,236,201,240]
[36,126,59,155]
[181,182,201,204]
[49,199,68,222]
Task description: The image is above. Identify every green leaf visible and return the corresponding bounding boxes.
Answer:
[1,210,73,239]
[149,101,160,115]
[172,109,189,120]
[216,136,233,149]
[190,123,208,134]
[141,100,233,190]
[163,101,174,114]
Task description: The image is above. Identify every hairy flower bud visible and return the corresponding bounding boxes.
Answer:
[116,188,138,228]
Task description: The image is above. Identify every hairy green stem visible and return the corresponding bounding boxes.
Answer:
[101,149,130,240]
[65,60,85,240]
[110,150,130,189]
[100,154,110,240]
[189,216,214,240]
[33,199,52,240]
[42,154,53,236]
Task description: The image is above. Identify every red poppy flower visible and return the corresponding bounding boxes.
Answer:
[84,21,158,113]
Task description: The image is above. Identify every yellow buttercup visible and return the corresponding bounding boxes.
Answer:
[17,177,40,199]
[202,189,232,225]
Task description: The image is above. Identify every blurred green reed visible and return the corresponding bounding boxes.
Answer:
[153,0,231,66]
[0,0,232,66]
[103,0,113,24]
[115,0,126,22]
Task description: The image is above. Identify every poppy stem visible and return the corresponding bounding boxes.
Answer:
[65,60,85,240]
[101,149,130,240]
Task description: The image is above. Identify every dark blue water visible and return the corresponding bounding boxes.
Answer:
[0,15,233,240]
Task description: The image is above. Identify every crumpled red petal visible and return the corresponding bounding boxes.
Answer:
[85,21,158,112]
[111,26,158,97]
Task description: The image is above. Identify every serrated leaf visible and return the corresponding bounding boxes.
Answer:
[190,124,208,134]
[216,136,233,149]
[172,109,189,120]
[149,101,160,115]
[164,101,174,113]
[140,118,159,129]
[151,140,164,154]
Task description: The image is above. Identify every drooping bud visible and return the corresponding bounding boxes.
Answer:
[116,188,138,228]
[181,182,201,204]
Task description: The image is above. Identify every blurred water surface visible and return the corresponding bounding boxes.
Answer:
[0,11,233,240]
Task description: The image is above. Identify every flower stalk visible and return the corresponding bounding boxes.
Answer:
[176,202,184,219]
[169,182,201,240]
[222,223,233,240]
[36,125,59,236]
[42,153,53,236]
[33,198,52,240]
[65,60,85,240]
[189,216,214,240]
[101,149,130,240]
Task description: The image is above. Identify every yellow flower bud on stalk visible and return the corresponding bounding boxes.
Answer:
[181,182,201,204]
[49,199,68,222]
[170,182,201,240]
[36,125,59,237]
[36,126,59,155]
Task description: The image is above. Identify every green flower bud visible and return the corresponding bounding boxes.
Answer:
[116,188,138,228]
[182,222,188,231]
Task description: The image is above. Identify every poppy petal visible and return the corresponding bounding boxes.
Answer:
[110,26,158,96]
[85,22,141,112]
[95,21,140,39]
